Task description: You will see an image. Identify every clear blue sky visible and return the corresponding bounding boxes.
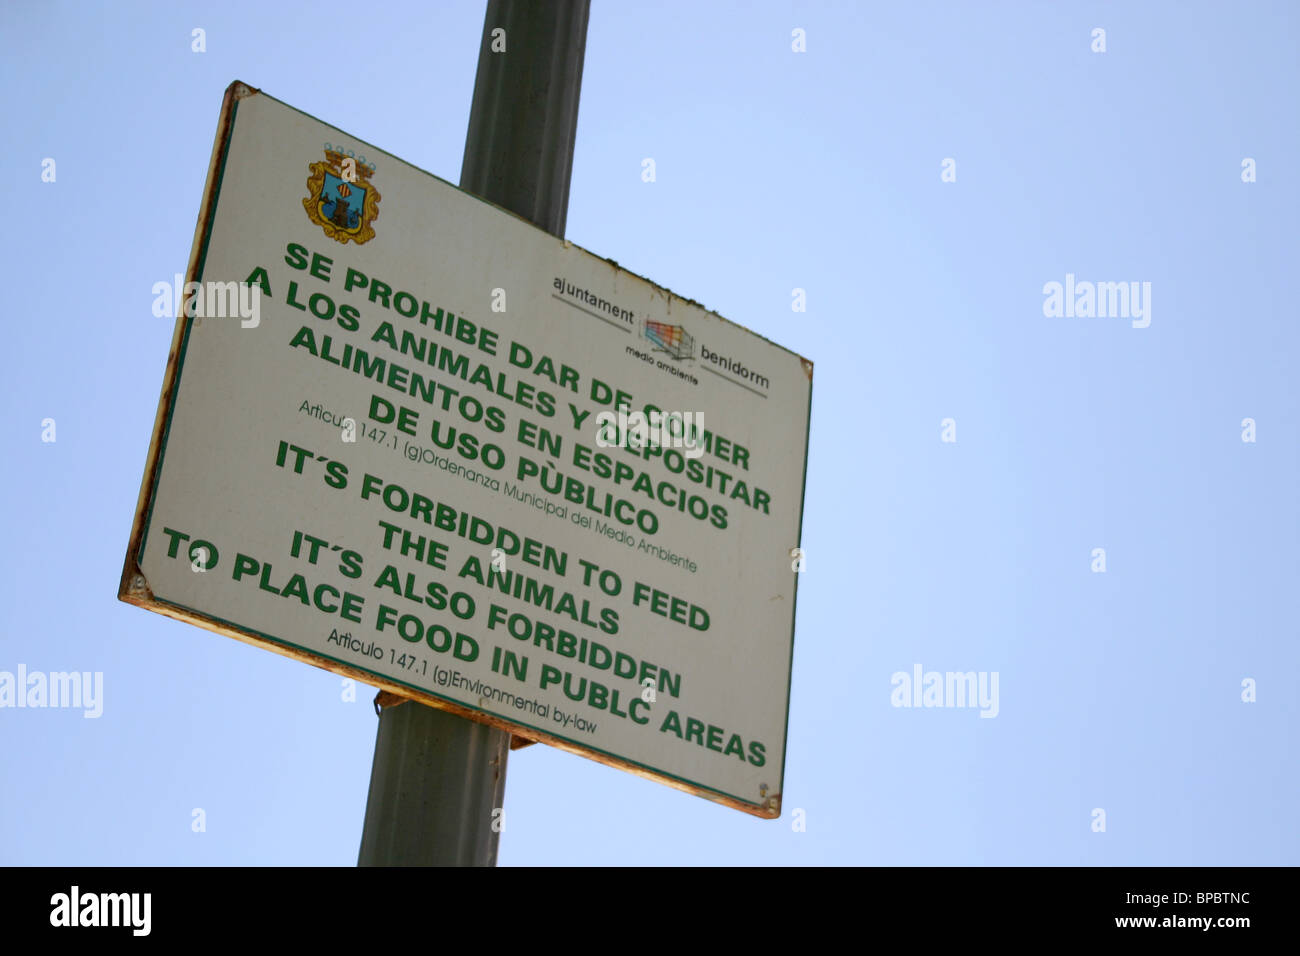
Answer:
[1,0,1295,865]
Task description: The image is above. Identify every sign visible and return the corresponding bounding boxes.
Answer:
[121,82,813,817]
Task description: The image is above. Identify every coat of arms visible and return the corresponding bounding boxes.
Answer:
[302,150,381,245]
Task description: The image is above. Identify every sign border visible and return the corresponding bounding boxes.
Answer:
[119,80,814,820]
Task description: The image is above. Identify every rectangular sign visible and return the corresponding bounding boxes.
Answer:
[120,82,813,817]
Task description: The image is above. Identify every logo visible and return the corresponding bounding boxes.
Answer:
[302,149,381,245]
[642,319,694,361]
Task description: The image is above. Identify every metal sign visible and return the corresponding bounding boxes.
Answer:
[120,82,813,817]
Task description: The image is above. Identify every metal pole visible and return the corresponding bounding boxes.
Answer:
[358,0,589,867]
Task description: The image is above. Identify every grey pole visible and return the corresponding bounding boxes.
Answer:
[358,0,590,867]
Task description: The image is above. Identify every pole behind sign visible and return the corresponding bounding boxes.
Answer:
[357,0,591,867]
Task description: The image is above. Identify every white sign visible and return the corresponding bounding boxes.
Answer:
[121,83,813,817]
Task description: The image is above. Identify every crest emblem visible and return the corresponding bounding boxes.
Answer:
[303,150,380,245]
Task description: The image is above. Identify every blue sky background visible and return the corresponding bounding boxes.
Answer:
[1,1,1295,865]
